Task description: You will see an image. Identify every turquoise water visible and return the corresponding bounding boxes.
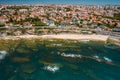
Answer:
[0,39,120,80]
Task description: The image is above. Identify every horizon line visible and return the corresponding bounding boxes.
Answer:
[0,3,120,6]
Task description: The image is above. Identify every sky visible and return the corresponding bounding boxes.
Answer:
[0,0,120,5]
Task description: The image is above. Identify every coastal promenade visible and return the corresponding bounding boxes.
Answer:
[0,34,109,41]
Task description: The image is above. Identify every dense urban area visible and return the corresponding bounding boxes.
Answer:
[0,4,120,38]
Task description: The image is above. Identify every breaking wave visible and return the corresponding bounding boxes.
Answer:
[43,65,59,73]
[0,50,8,60]
[60,53,82,58]
[103,57,112,62]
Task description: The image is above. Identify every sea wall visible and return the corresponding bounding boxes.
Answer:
[107,36,120,46]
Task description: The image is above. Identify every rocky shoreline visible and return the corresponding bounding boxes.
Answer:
[107,36,120,46]
[1,34,120,46]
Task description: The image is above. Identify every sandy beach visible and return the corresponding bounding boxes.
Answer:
[0,34,109,41]
[40,34,109,41]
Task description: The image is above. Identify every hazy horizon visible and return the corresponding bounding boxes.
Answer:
[0,0,120,5]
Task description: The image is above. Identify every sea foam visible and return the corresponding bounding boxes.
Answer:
[52,44,62,46]
[93,55,99,59]
[0,50,8,60]
[80,40,90,43]
[103,57,112,62]
[93,55,101,62]
[61,53,82,58]
[0,51,7,55]
[43,65,59,73]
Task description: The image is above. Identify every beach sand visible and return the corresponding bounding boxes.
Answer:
[0,34,109,41]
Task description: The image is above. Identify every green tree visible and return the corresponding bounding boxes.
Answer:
[0,23,5,27]
[114,13,120,20]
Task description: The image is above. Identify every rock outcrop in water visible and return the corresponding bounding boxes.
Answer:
[21,64,36,74]
[12,57,30,63]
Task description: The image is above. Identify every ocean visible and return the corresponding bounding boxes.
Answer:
[0,39,120,80]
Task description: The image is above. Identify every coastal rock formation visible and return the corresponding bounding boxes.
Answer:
[21,64,36,74]
[11,57,30,63]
